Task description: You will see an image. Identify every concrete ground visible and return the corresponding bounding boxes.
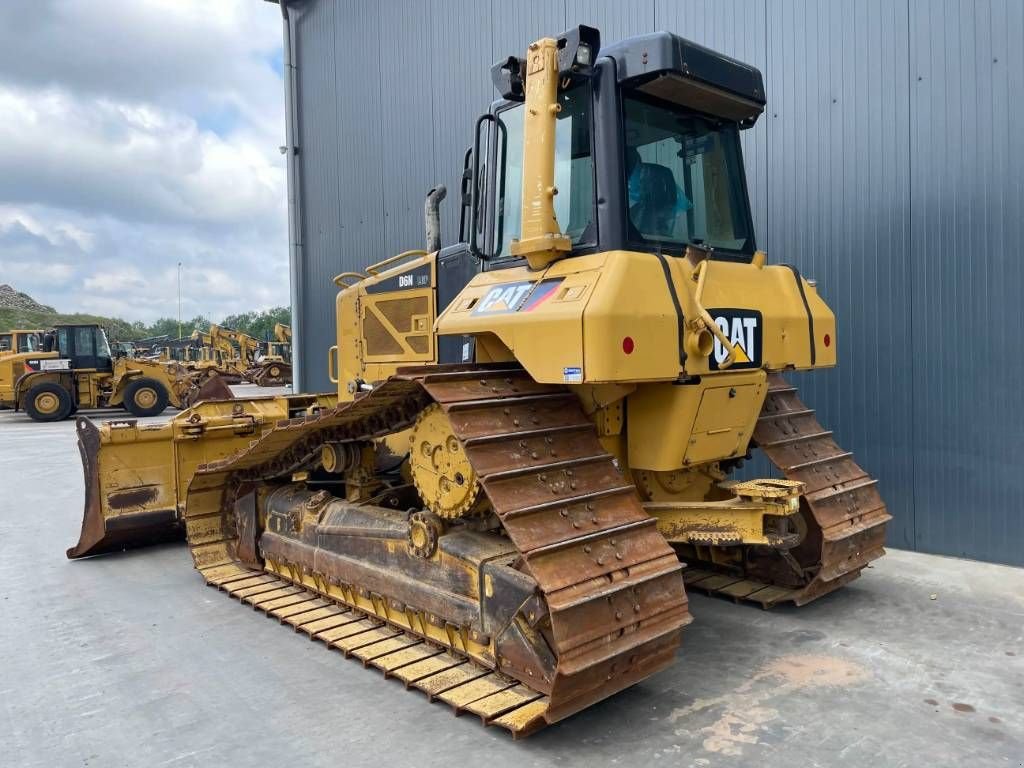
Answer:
[1,386,1021,768]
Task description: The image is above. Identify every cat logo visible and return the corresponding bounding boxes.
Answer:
[707,308,762,370]
[471,279,563,316]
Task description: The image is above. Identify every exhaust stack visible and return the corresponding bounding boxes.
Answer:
[424,185,447,253]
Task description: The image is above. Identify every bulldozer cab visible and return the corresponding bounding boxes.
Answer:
[333,29,771,391]
[467,29,763,267]
[43,324,113,372]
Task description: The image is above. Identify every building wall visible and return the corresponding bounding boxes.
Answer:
[280,0,1024,566]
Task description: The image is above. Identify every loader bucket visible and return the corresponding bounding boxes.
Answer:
[67,417,182,559]
[184,373,234,408]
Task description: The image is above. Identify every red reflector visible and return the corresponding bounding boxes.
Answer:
[823,333,831,348]
[622,336,635,355]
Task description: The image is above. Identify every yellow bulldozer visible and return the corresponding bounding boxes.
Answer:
[67,27,889,737]
[0,323,192,420]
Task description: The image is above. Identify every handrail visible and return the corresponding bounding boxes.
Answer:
[333,271,367,288]
[327,345,339,384]
[364,249,428,276]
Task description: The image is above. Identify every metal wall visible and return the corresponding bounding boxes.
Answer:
[280,0,1024,566]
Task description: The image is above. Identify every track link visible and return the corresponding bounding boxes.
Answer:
[200,563,550,734]
[684,373,891,607]
[182,364,690,737]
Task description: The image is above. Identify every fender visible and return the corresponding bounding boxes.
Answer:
[14,370,74,411]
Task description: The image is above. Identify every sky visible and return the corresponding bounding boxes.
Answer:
[0,0,289,323]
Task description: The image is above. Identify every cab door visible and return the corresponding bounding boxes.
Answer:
[66,327,112,372]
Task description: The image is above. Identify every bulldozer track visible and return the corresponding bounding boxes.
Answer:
[181,364,690,737]
[683,373,891,607]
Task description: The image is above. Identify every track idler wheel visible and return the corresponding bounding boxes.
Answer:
[409,403,485,519]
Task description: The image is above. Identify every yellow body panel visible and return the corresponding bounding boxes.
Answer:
[627,370,767,471]
[0,350,57,407]
[438,249,834,385]
[335,253,437,398]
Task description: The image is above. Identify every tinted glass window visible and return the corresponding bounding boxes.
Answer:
[74,327,95,358]
[494,84,594,257]
[21,334,39,353]
[623,94,753,254]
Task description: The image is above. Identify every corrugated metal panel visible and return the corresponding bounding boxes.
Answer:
[654,0,769,248]
[765,0,915,549]
[291,0,342,394]
[377,1,437,258]
[908,0,1024,563]
[286,0,1024,565]
[565,0,655,39]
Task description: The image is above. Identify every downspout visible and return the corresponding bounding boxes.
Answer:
[280,0,304,392]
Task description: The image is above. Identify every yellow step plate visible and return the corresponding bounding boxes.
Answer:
[464,685,543,722]
[200,564,251,585]
[219,574,277,593]
[745,585,796,606]
[268,598,327,622]
[297,611,359,636]
[682,568,714,585]
[490,697,550,737]
[283,605,342,628]
[415,663,491,700]
[717,579,765,599]
[371,643,445,676]
[274,599,330,621]
[350,634,421,665]
[694,574,742,591]
[314,618,381,644]
[245,586,303,608]
[329,625,402,655]
[231,580,290,600]
[436,673,516,710]
[390,653,465,687]
[259,592,318,614]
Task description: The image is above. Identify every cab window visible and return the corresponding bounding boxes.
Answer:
[494,84,595,257]
[623,93,754,255]
[75,327,95,357]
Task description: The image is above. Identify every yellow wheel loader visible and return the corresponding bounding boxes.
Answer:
[0,329,43,357]
[68,27,889,737]
[0,323,191,420]
[246,323,292,386]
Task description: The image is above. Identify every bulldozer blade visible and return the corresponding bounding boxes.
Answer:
[67,417,181,559]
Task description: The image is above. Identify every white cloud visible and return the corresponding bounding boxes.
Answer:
[0,0,288,323]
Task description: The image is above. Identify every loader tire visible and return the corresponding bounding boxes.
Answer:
[123,378,169,417]
[26,383,73,422]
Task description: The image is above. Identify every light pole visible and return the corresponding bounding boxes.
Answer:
[177,262,182,340]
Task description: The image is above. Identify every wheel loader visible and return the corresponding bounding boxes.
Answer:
[67,27,890,737]
[246,323,292,386]
[0,323,192,420]
[0,328,42,356]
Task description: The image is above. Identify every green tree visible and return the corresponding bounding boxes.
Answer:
[221,307,291,340]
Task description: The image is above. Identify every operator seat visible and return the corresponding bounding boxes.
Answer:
[629,162,679,238]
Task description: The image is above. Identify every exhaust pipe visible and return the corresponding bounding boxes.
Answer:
[424,185,447,253]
